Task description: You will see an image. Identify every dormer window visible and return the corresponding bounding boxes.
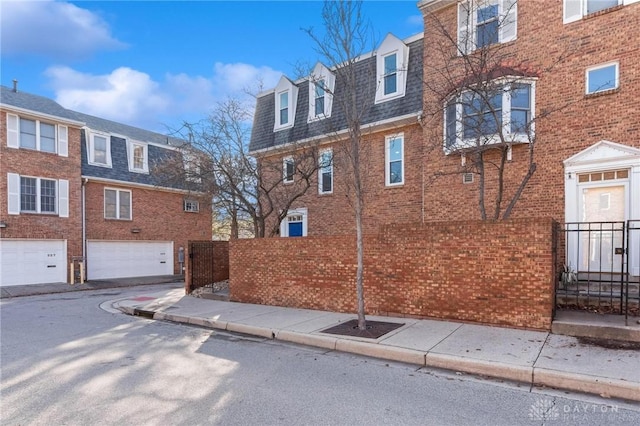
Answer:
[375,34,410,104]
[128,141,149,173]
[384,53,398,95]
[87,130,112,167]
[308,63,336,122]
[457,0,517,54]
[274,76,298,131]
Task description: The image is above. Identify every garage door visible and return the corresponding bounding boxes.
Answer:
[87,241,173,280]
[0,239,67,286]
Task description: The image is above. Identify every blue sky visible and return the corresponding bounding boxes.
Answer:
[1,0,423,133]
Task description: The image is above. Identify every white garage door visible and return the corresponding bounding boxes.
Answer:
[87,241,173,280]
[0,239,67,286]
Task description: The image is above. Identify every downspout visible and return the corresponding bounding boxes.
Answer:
[82,178,88,262]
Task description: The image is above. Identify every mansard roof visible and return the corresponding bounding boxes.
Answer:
[249,33,424,154]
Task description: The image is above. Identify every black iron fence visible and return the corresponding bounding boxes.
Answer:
[555,221,639,321]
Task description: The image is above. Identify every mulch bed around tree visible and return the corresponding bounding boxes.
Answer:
[320,319,405,339]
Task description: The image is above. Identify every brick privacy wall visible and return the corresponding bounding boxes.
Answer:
[184,240,229,293]
[259,122,424,236]
[0,109,83,282]
[230,218,555,330]
[421,3,640,222]
[85,181,211,274]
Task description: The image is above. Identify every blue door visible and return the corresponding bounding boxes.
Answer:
[288,222,303,237]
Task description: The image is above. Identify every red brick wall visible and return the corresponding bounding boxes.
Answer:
[230,218,555,330]
[421,2,640,222]
[259,122,424,236]
[85,181,211,273]
[0,109,83,281]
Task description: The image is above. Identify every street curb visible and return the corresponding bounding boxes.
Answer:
[118,305,640,403]
[551,321,640,343]
[335,339,426,366]
[425,352,533,384]
[533,368,640,402]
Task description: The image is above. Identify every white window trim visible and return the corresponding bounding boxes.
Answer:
[564,0,630,24]
[443,77,536,154]
[283,156,295,184]
[104,187,132,220]
[374,34,410,104]
[87,130,112,168]
[5,113,68,156]
[585,61,619,95]
[279,207,308,237]
[127,140,149,173]
[307,63,336,122]
[183,199,200,213]
[9,174,67,216]
[458,0,518,55]
[274,76,298,131]
[385,133,405,187]
[318,148,333,194]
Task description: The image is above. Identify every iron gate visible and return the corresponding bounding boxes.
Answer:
[189,241,216,293]
[555,220,640,321]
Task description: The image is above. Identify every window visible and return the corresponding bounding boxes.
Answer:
[104,188,131,220]
[444,79,535,152]
[385,134,404,186]
[279,92,289,126]
[280,208,308,237]
[374,34,410,104]
[7,173,68,217]
[184,199,200,212]
[274,76,298,131]
[308,63,336,122]
[5,113,67,155]
[458,0,517,54]
[19,177,56,213]
[383,53,398,95]
[318,149,333,194]
[283,157,295,183]
[128,141,149,173]
[88,131,112,167]
[563,0,632,23]
[586,62,619,94]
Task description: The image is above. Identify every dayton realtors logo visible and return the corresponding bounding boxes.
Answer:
[528,398,624,422]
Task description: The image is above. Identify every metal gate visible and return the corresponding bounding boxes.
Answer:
[555,220,640,321]
[188,241,216,293]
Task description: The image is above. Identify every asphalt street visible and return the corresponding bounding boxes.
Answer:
[1,284,639,425]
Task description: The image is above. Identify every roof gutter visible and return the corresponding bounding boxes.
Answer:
[249,111,423,157]
[0,103,85,127]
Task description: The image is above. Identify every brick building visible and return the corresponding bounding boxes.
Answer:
[249,1,639,278]
[1,85,211,286]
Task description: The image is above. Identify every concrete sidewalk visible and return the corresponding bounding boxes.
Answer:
[108,287,640,403]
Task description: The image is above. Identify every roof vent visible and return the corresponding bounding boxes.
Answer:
[12,79,18,93]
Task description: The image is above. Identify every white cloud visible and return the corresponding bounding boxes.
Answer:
[1,0,126,59]
[44,62,282,131]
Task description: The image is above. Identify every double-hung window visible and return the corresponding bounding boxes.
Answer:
[128,141,149,173]
[385,134,404,186]
[318,149,333,194]
[279,92,289,126]
[274,76,298,131]
[308,63,335,122]
[283,157,295,183]
[19,177,56,214]
[444,79,535,152]
[563,0,634,23]
[184,199,200,213]
[458,0,517,54]
[88,131,112,167]
[586,62,619,94]
[314,80,326,116]
[5,113,68,155]
[104,188,131,220]
[383,53,398,96]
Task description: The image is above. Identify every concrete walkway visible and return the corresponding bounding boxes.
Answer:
[105,287,640,403]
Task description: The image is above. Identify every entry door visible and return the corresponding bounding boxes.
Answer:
[579,185,625,273]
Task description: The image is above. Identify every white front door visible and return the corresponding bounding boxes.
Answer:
[578,184,626,273]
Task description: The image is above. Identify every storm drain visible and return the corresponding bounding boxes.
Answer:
[133,308,156,319]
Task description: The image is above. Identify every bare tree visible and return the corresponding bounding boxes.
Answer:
[421,1,575,220]
[304,0,376,330]
[160,98,322,239]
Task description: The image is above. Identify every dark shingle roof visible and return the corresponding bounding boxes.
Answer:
[0,85,81,122]
[249,35,423,153]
